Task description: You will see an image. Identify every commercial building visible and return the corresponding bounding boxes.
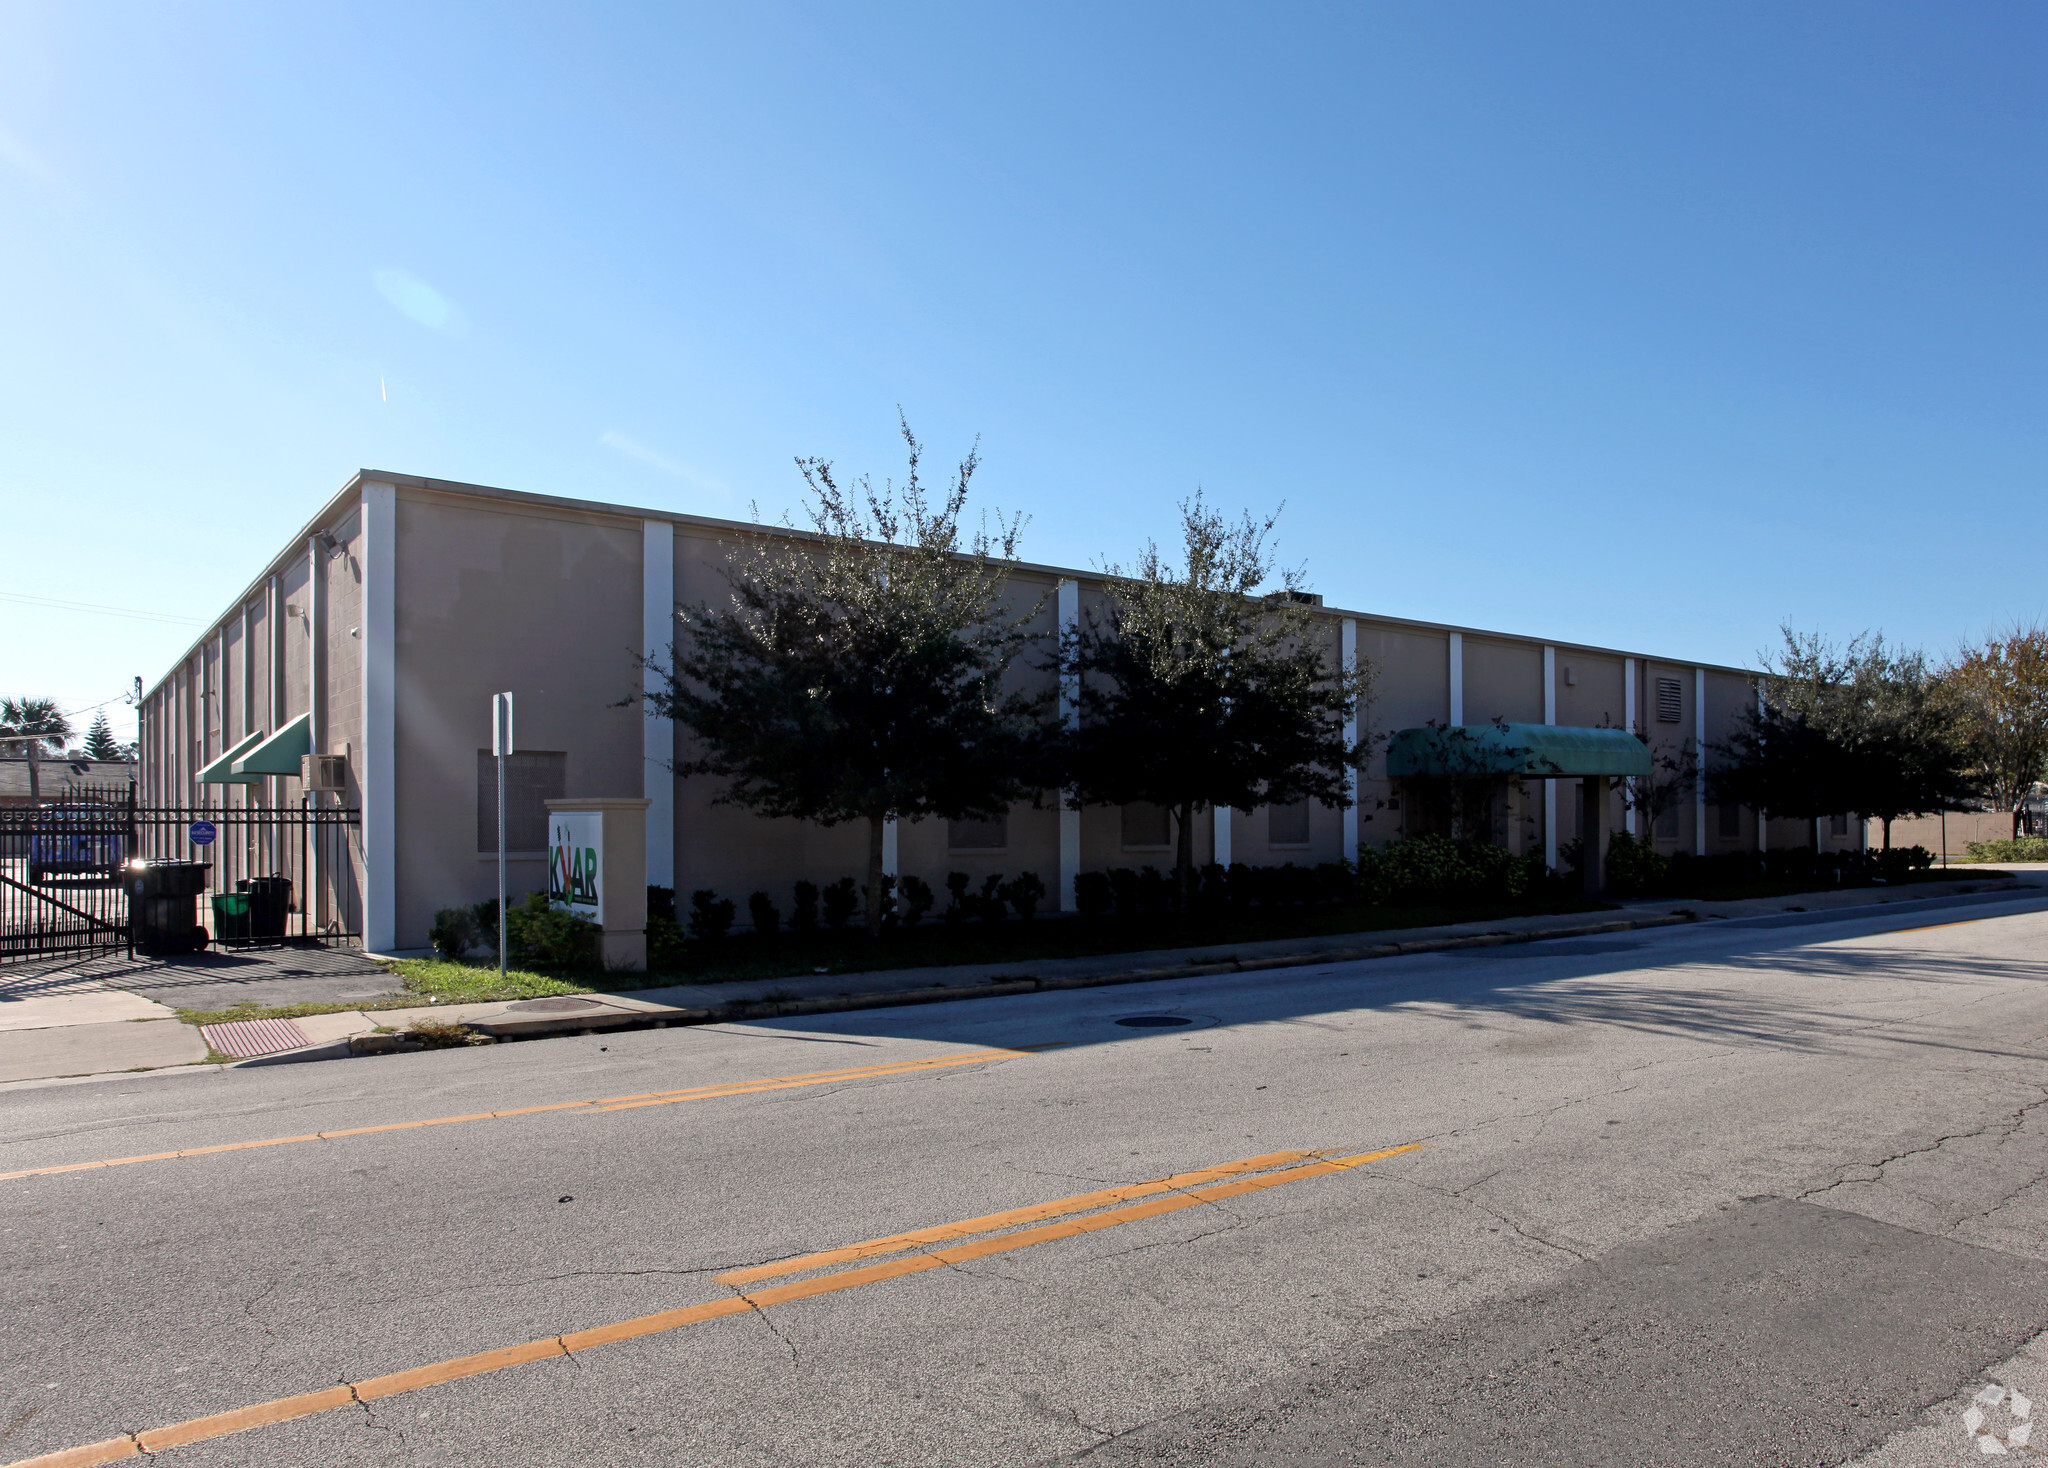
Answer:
[139,471,1847,953]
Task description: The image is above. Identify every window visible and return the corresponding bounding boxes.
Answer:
[1655,677,1683,724]
[477,750,566,852]
[1830,812,1850,838]
[948,813,1008,851]
[1268,800,1310,846]
[1718,802,1740,840]
[1121,803,1172,849]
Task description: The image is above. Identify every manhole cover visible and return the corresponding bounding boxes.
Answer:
[1115,1015,1193,1028]
[506,997,605,1013]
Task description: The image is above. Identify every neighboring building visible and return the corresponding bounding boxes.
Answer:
[138,471,1846,952]
[0,756,136,808]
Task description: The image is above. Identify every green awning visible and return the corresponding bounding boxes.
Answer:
[1385,723,1652,780]
[230,713,311,776]
[197,731,267,784]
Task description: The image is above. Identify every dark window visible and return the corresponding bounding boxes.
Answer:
[1121,803,1172,849]
[1656,678,1683,724]
[477,750,566,852]
[1718,802,1740,839]
[1830,812,1850,838]
[1268,800,1310,846]
[948,813,1008,850]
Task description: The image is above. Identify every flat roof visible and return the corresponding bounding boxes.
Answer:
[147,467,1758,698]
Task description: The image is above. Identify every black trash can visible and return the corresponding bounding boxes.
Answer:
[237,875,293,939]
[129,860,212,954]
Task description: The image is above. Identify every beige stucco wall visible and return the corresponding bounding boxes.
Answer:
[390,488,646,946]
[141,471,1842,946]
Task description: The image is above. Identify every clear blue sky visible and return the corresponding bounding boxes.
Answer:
[5,3,2043,743]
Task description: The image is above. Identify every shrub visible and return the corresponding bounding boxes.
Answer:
[864,874,897,927]
[978,873,1008,922]
[647,886,678,924]
[1197,862,1230,913]
[688,889,736,941]
[943,872,973,924]
[1073,870,1113,918]
[505,893,599,968]
[821,877,860,929]
[1314,861,1357,906]
[1136,865,1171,915]
[898,875,935,926]
[647,915,687,968]
[1107,868,1141,917]
[1003,871,1048,920]
[1603,831,1669,898]
[429,906,479,959]
[746,891,780,936]
[1963,837,2048,863]
[791,880,819,932]
[470,897,500,953]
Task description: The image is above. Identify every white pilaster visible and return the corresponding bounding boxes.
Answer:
[1694,667,1707,857]
[1342,618,1360,863]
[1057,579,1081,910]
[1214,806,1232,867]
[360,482,398,953]
[882,818,899,878]
[1448,632,1464,726]
[1623,657,1638,836]
[1756,683,1768,852]
[641,520,676,890]
[1543,645,1558,871]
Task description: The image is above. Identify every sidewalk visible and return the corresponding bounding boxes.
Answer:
[1,869,2038,1089]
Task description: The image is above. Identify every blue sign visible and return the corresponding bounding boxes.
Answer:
[188,820,217,847]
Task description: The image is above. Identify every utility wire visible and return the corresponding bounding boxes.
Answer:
[0,590,204,626]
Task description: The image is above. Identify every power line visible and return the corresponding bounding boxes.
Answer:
[0,590,204,627]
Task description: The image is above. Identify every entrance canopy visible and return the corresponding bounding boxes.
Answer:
[1385,723,1651,780]
[197,731,266,785]
[230,714,311,777]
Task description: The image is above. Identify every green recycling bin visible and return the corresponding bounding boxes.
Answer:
[211,891,253,944]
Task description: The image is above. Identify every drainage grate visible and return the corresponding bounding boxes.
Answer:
[199,1017,313,1058]
[1115,1015,1193,1028]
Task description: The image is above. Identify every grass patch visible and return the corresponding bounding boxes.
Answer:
[387,960,594,1004]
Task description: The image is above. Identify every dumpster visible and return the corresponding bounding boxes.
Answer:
[236,876,292,939]
[129,860,211,954]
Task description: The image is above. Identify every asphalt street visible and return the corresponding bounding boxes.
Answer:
[5,892,2048,1466]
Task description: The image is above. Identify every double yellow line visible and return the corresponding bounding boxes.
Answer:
[4,1140,1426,1467]
[0,1047,1056,1183]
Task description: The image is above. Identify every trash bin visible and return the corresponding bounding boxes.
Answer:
[211,891,253,944]
[128,860,211,954]
[237,876,292,939]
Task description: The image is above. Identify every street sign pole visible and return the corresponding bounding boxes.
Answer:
[493,692,514,977]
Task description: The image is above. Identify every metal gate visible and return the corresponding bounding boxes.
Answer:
[1,786,362,961]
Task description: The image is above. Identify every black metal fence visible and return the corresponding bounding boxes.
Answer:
[0,786,362,961]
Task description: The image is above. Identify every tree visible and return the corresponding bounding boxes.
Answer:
[1060,495,1373,912]
[82,711,126,762]
[0,696,73,808]
[1940,626,2048,838]
[642,420,1055,937]
[1713,627,1974,849]
[0,696,72,755]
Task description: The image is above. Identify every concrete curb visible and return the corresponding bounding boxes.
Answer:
[460,911,1701,1038]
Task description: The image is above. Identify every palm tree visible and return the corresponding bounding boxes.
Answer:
[1,696,74,806]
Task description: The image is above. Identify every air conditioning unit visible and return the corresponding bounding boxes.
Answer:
[301,753,349,791]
